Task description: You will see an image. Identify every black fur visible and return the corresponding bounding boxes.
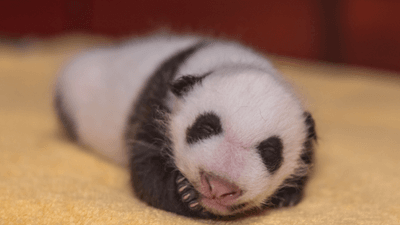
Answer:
[170,74,208,97]
[257,136,283,174]
[186,112,223,145]
[54,92,78,141]
[301,112,317,164]
[267,112,316,208]
[125,42,212,218]
[268,175,308,208]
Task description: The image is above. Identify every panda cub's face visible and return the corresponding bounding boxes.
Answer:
[169,68,307,215]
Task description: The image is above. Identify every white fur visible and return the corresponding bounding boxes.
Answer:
[56,35,308,215]
[56,35,200,165]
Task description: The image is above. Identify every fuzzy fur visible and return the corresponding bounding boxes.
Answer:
[54,34,316,219]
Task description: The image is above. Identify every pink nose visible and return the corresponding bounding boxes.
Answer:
[200,172,242,203]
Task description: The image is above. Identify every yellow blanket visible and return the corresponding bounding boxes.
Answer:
[1,36,399,225]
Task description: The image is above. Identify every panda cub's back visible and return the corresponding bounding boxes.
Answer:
[55,35,201,165]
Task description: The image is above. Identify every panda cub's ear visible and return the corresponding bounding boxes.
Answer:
[304,111,317,141]
[170,73,210,97]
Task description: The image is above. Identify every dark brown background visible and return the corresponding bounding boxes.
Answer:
[1,0,400,72]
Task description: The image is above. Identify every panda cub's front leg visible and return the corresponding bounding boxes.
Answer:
[128,141,212,218]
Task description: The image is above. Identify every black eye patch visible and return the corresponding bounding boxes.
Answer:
[186,112,223,144]
[257,136,283,174]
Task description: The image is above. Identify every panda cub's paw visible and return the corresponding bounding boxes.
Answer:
[269,187,304,208]
[176,172,216,218]
[176,173,203,211]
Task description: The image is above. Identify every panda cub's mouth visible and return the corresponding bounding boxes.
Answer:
[176,172,249,215]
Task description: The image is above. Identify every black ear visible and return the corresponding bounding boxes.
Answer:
[170,75,203,97]
[170,73,211,97]
[301,111,316,165]
[304,112,316,141]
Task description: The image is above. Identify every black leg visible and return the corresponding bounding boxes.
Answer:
[129,142,212,218]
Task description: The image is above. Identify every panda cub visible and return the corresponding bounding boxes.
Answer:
[54,35,316,219]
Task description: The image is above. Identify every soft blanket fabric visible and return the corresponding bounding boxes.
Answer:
[0,36,399,225]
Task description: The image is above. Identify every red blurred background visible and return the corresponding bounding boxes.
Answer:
[1,0,399,72]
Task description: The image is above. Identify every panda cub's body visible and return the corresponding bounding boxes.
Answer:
[55,35,316,219]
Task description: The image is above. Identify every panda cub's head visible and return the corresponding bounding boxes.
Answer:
[168,67,310,216]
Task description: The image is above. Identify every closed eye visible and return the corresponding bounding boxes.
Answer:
[186,112,223,144]
[257,136,283,174]
[200,124,216,135]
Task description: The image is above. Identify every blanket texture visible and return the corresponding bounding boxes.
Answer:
[0,36,399,225]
